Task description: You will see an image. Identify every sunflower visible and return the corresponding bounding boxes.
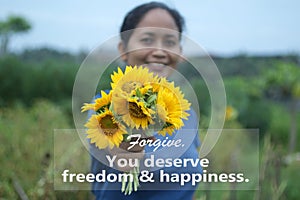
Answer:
[112,66,159,129]
[84,109,126,149]
[122,98,155,129]
[156,78,191,136]
[112,66,158,94]
[81,90,112,113]
[113,94,155,129]
[110,67,133,89]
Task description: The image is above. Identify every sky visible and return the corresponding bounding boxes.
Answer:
[1,0,300,56]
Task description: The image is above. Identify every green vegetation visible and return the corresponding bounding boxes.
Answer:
[0,100,91,199]
[0,48,299,199]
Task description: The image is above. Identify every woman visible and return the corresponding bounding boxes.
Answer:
[91,2,201,199]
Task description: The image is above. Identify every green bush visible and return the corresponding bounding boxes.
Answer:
[267,103,290,147]
[0,55,79,106]
[283,161,300,199]
[0,56,26,104]
[189,78,211,116]
[238,98,272,137]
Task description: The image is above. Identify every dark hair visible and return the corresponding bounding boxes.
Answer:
[120,1,185,46]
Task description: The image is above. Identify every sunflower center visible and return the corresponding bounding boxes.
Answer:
[129,102,147,118]
[99,115,118,136]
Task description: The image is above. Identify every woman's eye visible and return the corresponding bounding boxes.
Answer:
[164,40,177,47]
[140,38,153,45]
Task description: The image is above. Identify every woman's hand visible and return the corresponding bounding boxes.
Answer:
[108,136,156,172]
[108,140,144,172]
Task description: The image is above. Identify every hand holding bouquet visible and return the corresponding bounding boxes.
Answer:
[81,65,190,194]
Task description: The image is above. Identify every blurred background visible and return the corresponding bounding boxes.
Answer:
[0,0,299,199]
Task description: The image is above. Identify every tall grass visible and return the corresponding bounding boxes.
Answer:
[0,100,91,199]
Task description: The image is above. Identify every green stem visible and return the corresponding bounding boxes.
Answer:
[121,175,126,192]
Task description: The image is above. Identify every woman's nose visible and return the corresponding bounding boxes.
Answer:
[150,47,167,58]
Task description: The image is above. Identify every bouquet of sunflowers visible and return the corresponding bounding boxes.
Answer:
[81,65,190,194]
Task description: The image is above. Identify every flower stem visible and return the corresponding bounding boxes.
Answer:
[121,165,140,195]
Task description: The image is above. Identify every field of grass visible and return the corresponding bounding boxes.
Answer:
[0,100,91,199]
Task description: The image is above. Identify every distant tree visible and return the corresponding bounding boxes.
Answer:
[263,62,300,153]
[0,15,31,55]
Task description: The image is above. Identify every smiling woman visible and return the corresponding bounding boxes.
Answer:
[119,27,181,77]
[90,2,202,200]
[118,4,183,77]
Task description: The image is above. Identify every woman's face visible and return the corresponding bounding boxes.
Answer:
[119,8,182,77]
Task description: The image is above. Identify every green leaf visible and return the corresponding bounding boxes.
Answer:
[136,88,142,98]
[147,94,157,104]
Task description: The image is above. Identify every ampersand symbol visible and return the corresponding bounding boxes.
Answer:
[139,170,154,182]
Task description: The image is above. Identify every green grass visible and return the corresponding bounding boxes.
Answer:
[0,100,91,199]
